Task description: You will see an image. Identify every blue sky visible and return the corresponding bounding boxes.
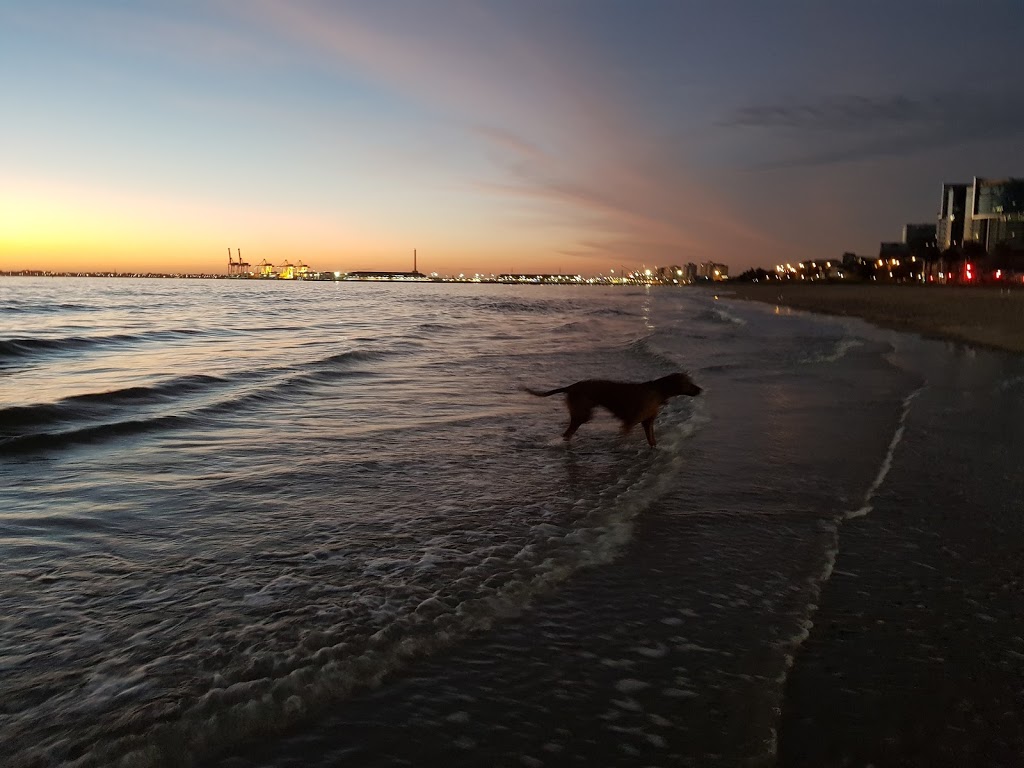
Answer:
[3,0,1023,274]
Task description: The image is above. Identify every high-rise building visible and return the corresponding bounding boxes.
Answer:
[903,223,936,247]
[903,223,937,262]
[698,262,728,281]
[963,177,1024,251]
[658,265,688,283]
[937,183,968,251]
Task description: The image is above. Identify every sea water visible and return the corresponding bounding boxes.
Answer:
[2,277,1023,767]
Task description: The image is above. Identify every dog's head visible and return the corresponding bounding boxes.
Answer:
[658,372,702,398]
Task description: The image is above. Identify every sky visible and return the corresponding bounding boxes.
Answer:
[2,1,1023,276]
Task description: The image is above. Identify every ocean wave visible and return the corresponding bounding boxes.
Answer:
[0,381,242,457]
[0,413,191,455]
[585,307,638,317]
[0,336,99,358]
[296,349,392,387]
[0,301,101,314]
[476,300,552,314]
[70,374,230,405]
[0,329,208,364]
[629,335,691,373]
[414,321,458,333]
[314,349,387,368]
[694,307,746,326]
[0,350,390,454]
[800,337,863,365]
[0,375,231,436]
[471,298,584,316]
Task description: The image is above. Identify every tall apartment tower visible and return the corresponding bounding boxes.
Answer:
[937,183,968,251]
[963,177,1024,251]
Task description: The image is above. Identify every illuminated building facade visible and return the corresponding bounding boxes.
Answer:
[963,177,1024,252]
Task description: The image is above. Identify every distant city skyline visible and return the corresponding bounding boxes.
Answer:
[3,1,1023,276]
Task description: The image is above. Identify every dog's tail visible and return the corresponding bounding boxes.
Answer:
[522,385,567,398]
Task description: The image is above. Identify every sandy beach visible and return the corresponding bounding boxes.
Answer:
[718,283,1024,354]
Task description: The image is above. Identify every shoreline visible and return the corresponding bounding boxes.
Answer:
[717,283,1024,354]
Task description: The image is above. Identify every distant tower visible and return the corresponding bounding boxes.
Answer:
[414,249,417,273]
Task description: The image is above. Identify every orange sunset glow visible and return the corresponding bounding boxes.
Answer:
[3,2,1022,276]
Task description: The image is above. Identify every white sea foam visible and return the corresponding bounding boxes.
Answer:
[615,678,650,694]
[996,373,1024,392]
[847,386,923,519]
[766,384,924,762]
[661,687,699,698]
[801,337,862,364]
[711,306,746,326]
[634,643,669,658]
[37,403,709,768]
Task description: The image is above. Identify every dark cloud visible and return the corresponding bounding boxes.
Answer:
[722,91,1024,167]
[723,94,952,131]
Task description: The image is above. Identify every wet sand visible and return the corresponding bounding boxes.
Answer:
[720,282,1024,766]
[719,283,1024,354]
[776,357,1024,768]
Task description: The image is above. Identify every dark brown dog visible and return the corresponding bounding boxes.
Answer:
[525,372,702,447]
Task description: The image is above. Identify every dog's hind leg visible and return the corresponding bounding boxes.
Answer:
[641,417,656,447]
[563,404,592,441]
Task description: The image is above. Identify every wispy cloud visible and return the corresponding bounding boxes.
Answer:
[241,1,744,265]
